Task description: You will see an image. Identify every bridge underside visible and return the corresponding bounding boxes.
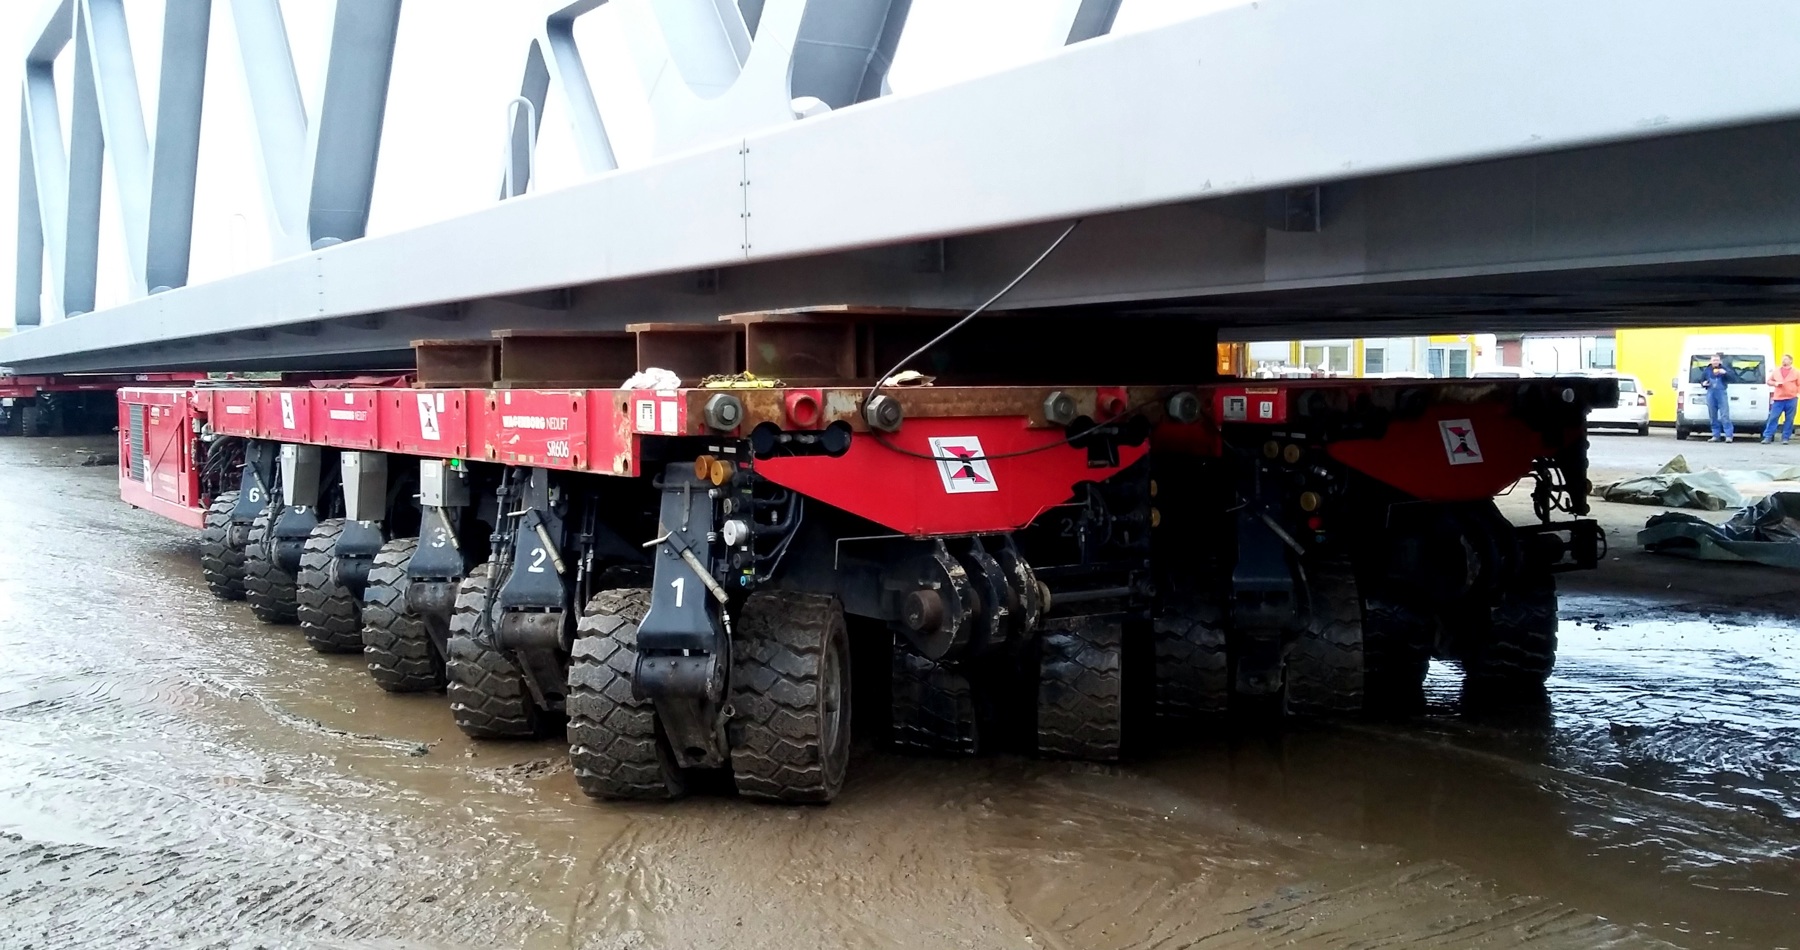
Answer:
[10,0,1800,375]
[9,115,1800,375]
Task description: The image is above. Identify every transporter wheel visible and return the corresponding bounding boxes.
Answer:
[566,588,687,801]
[1286,559,1364,717]
[199,491,246,601]
[1035,614,1123,760]
[297,519,364,653]
[727,591,852,804]
[1464,571,1558,691]
[1151,591,1228,721]
[890,634,982,755]
[446,562,542,739]
[1675,425,1691,441]
[361,537,445,692]
[1361,595,1433,716]
[244,505,298,625]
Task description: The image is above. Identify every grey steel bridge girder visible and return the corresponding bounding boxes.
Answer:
[230,0,403,253]
[14,115,1800,375]
[17,0,215,323]
[305,0,404,249]
[10,0,1800,372]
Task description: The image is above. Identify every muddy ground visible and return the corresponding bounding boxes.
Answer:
[0,434,1795,950]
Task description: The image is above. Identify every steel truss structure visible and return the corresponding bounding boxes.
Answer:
[9,0,1800,374]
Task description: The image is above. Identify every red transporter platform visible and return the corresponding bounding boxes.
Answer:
[115,323,1611,805]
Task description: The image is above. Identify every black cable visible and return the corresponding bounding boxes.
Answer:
[863,219,1083,464]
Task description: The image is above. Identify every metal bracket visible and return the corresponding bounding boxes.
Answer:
[330,519,386,598]
[1266,185,1322,233]
[231,439,280,526]
[636,463,728,662]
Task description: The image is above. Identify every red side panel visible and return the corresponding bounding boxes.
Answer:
[257,389,313,441]
[590,390,642,476]
[211,389,259,436]
[382,388,471,458]
[312,388,381,449]
[118,388,205,528]
[756,417,1146,537]
[481,389,589,469]
[1328,399,1562,501]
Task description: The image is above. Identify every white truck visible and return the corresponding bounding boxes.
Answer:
[1672,333,1774,440]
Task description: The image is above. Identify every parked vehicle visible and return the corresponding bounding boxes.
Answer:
[1585,373,1652,435]
[1672,333,1774,440]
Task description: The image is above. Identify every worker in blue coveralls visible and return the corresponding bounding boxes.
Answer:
[1703,352,1734,442]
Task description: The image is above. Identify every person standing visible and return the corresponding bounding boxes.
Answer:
[1704,352,1734,442]
[1762,353,1798,444]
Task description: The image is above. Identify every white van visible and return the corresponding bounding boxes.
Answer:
[1672,333,1775,440]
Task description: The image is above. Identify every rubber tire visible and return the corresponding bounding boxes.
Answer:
[362,538,445,692]
[297,519,364,653]
[244,505,298,625]
[890,634,981,755]
[1286,560,1365,717]
[1464,571,1557,690]
[1361,596,1433,716]
[1637,422,1651,437]
[566,588,687,800]
[727,591,852,803]
[199,491,246,601]
[1151,592,1228,720]
[445,563,542,739]
[1035,614,1124,760]
[1675,426,1690,441]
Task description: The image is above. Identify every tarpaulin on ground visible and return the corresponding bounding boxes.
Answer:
[1638,492,1800,568]
[1594,455,1800,510]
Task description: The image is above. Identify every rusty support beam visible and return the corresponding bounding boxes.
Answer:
[493,329,635,388]
[413,339,498,387]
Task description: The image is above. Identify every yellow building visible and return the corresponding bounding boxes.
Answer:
[1617,324,1800,423]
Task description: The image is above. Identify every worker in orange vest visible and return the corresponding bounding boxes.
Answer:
[1763,354,1798,444]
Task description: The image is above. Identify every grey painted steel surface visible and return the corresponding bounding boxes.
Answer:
[305,0,404,247]
[229,0,311,257]
[18,0,221,320]
[146,0,211,293]
[8,0,1800,373]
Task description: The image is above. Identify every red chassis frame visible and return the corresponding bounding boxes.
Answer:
[118,377,1596,536]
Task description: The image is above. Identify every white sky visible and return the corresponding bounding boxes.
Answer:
[0,0,1245,329]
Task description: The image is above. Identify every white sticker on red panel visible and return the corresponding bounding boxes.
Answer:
[1439,418,1484,465]
[279,392,296,429]
[417,394,441,441]
[635,400,656,432]
[929,436,999,494]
